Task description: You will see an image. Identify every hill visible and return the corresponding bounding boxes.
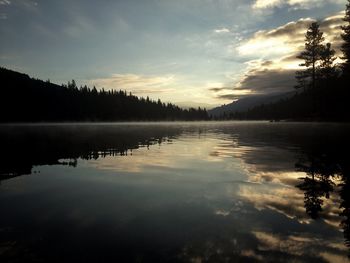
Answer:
[208,92,295,117]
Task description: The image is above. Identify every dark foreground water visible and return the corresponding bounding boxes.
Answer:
[1,121,350,263]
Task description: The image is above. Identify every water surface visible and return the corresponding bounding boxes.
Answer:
[1,122,349,262]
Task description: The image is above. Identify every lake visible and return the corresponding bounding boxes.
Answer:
[0,121,349,263]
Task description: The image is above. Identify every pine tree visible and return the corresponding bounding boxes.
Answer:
[296,22,325,90]
[341,0,350,77]
[319,43,337,80]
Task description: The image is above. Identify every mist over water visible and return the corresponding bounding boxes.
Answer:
[1,122,349,262]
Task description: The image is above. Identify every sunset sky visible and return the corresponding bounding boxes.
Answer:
[0,0,347,107]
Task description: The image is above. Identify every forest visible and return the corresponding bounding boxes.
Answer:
[0,67,209,122]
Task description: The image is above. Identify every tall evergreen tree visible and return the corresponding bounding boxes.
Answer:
[296,22,325,90]
[319,43,337,80]
[342,0,350,78]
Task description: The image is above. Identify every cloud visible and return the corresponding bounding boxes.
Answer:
[0,0,10,5]
[252,231,347,261]
[239,179,310,223]
[253,0,283,9]
[236,68,296,94]
[265,19,313,39]
[237,11,344,58]
[214,27,230,33]
[209,87,224,92]
[216,90,253,100]
[253,0,344,10]
[90,73,176,96]
[320,11,345,50]
[236,17,313,58]
[208,87,233,92]
[211,61,296,99]
[208,83,253,100]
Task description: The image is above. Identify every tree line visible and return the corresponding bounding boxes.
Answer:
[0,68,209,122]
[218,0,350,122]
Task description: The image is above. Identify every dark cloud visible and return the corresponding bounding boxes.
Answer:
[216,94,239,100]
[209,87,222,92]
[281,54,298,63]
[236,68,296,94]
[213,68,296,101]
[209,87,233,92]
[261,60,274,66]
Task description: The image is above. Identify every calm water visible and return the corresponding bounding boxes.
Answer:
[0,121,349,263]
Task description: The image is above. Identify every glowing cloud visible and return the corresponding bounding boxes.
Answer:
[214,27,230,33]
[253,0,283,9]
[236,18,314,58]
[90,74,176,96]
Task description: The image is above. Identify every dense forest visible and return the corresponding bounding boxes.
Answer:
[216,0,350,122]
[0,67,208,122]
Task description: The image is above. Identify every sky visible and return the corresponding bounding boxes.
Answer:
[0,0,347,108]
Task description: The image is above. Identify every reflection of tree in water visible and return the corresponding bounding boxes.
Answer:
[295,152,350,255]
[0,125,182,182]
[340,165,350,252]
[295,155,338,219]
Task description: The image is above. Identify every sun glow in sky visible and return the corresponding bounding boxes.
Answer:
[0,0,347,107]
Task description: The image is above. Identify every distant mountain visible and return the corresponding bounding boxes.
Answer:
[208,92,295,117]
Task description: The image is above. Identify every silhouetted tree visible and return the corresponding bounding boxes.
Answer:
[319,43,338,80]
[296,22,325,91]
[342,0,350,78]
